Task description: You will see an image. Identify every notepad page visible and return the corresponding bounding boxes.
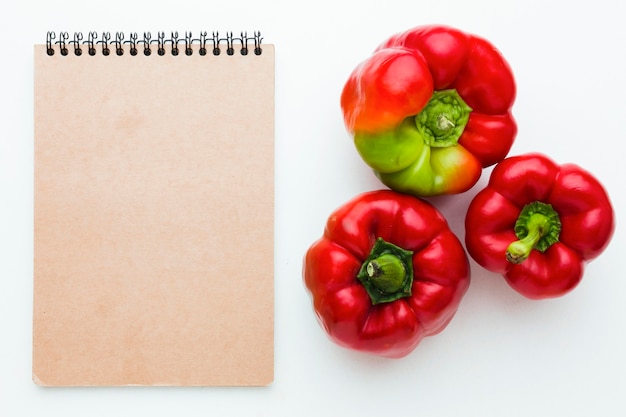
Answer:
[33,43,275,386]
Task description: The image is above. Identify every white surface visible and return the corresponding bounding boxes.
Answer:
[2,0,625,416]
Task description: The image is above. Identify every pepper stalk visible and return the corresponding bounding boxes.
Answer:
[506,201,562,264]
[357,237,414,305]
[415,89,472,148]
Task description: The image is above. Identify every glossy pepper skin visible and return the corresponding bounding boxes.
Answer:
[465,153,614,299]
[303,190,470,358]
[341,25,517,196]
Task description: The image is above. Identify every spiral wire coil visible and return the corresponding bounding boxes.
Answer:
[46,31,263,56]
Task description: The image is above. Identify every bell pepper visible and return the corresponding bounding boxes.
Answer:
[303,190,470,358]
[340,24,517,196]
[465,153,615,299]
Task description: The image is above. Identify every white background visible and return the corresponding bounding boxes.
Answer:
[2,0,625,416]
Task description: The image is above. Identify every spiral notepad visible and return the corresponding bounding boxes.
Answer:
[33,31,275,386]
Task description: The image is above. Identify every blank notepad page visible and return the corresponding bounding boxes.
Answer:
[33,33,275,386]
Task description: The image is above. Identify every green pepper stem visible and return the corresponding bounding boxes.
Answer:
[415,89,472,148]
[366,254,406,294]
[506,202,562,264]
[506,213,550,263]
[357,238,414,305]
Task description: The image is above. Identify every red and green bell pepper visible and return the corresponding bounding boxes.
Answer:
[340,25,517,196]
[303,190,470,358]
[465,153,614,299]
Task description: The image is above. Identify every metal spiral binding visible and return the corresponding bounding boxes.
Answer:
[45,31,263,56]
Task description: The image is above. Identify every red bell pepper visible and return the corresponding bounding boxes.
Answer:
[465,153,615,299]
[340,25,517,196]
[303,190,470,358]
